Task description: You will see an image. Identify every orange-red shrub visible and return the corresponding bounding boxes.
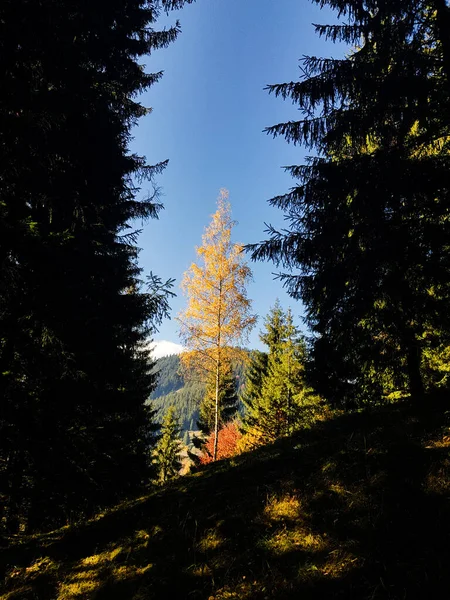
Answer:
[199,421,242,464]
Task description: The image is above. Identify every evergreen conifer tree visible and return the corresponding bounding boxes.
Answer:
[0,0,191,531]
[240,301,284,437]
[260,300,286,354]
[153,406,183,484]
[241,305,309,447]
[250,0,450,405]
[240,349,269,421]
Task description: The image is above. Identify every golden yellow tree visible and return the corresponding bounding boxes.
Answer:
[178,189,256,461]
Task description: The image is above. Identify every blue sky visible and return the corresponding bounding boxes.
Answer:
[131,0,346,353]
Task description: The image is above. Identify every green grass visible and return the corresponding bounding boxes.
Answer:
[2,401,450,599]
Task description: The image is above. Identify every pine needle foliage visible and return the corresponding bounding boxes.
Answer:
[250,0,450,405]
[241,303,312,448]
[152,406,183,484]
[0,0,192,532]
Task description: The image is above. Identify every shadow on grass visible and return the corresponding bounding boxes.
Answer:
[1,399,450,599]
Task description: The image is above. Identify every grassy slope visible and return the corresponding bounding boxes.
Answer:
[2,402,450,599]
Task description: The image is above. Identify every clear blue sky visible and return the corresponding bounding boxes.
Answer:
[131,0,346,351]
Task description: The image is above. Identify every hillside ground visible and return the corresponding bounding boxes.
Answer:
[1,400,450,599]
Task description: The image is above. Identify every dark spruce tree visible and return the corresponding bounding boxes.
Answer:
[250,0,450,406]
[0,0,192,532]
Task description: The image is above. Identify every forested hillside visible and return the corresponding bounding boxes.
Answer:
[148,353,247,441]
[149,355,184,399]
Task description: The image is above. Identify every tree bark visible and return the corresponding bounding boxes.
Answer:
[213,284,222,462]
[213,356,220,462]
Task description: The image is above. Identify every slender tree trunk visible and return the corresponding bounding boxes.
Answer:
[213,284,222,462]
[213,356,220,461]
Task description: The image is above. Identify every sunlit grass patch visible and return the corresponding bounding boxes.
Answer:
[59,547,121,598]
[58,570,103,599]
[198,527,225,552]
[320,550,360,578]
[296,550,359,583]
[5,556,60,587]
[263,493,303,522]
[58,531,154,599]
[261,525,327,555]
[79,545,123,567]
[111,563,152,581]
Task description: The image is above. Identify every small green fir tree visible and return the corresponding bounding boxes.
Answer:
[153,406,183,484]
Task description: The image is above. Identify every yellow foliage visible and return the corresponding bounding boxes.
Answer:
[236,427,265,452]
[178,189,256,378]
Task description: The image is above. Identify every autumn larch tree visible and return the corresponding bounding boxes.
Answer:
[178,189,256,461]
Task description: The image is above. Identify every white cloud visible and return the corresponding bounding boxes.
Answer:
[150,340,184,360]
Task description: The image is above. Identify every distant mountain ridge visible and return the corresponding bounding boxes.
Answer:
[149,353,249,438]
[148,354,204,439]
[150,354,185,400]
